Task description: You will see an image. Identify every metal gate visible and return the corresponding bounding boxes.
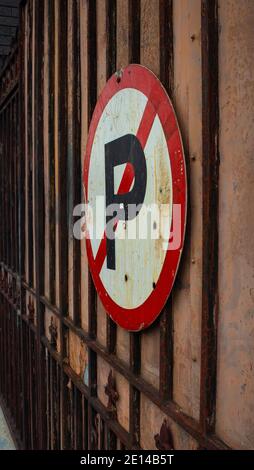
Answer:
[0,0,253,450]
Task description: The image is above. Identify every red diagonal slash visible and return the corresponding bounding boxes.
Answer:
[94,100,156,273]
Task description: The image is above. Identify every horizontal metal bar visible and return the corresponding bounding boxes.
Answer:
[21,280,36,297]
[0,83,19,112]
[40,295,60,319]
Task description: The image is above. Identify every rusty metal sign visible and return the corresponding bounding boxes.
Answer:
[83,64,186,331]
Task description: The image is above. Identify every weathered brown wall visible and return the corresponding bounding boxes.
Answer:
[216,0,254,449]
[172,0,202,421]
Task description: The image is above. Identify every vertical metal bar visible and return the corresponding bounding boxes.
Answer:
[82,395,88,450]
[67,0,75,325]
[106,0,116,78]
[69,379,74,449]
[23,322,30,448]
[128,0,140,64]
[27,0,34,287]
[9,98,13,272]
[106,0,117,355]
[31,332,38,448]
[16,315,21,433]
[74,387,83,449]
[7,105,10,268]
[0,290,3,397]
[3,295,7,400]
[45,349,50,449]
[87,0,98,354]
[12,98,15,272]
[13,305,16,426]
[0,112,2,264]
[19,3,27,448]
[159,0,174,401]
[1,110,4,265]
[72,0,82,327]
[19,2,26,281]
[14,95,17,273]
[57,0,68,318]
[48,0,56,305]
[11,295,15,423]
[3,109,5,267]
[62,373,72,449]
[108,429,117,450]
[129,332,141,448]
[49,354,54,449]
[44,0,56,306]
[4,295,8,406]
[34,0,46,449]
[15,94,19,275]
[50,356,59,448]
[13,95,17,274]
[5,108,8,267]
[4,108,7,267]
[9,289,13,412]
[28,324,34,448]
[87,0,98,449]
[55,0,68,449]
[68,0,81,327]
[128,0,141,449]
[200,0,219,434]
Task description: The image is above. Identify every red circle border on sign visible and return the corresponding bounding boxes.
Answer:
[83,64,187,331]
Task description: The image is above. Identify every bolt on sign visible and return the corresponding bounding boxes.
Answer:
[83,65,187,331]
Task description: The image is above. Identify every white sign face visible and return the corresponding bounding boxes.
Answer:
[87,87,172,309]
[84,65,186,331]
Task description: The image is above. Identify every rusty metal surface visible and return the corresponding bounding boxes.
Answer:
[172,0,203,421]
[216,0,254,449]
[0,0,253,451]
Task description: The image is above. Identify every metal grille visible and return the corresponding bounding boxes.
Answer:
[0,0,229,450]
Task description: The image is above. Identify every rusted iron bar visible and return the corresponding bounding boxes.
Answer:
[159,0,174,402]
[34,0,46,449]
[27,0,33,288]
[87,0,98,450]
[47,0,56,306]
[106,0,117,356]
[200,0,219,434]
[127,0,142,449]
[71,0,81,328]
[56,0,69,449]
[62,315,228,450]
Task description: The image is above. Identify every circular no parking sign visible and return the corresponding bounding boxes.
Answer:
[83,64,186,331]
